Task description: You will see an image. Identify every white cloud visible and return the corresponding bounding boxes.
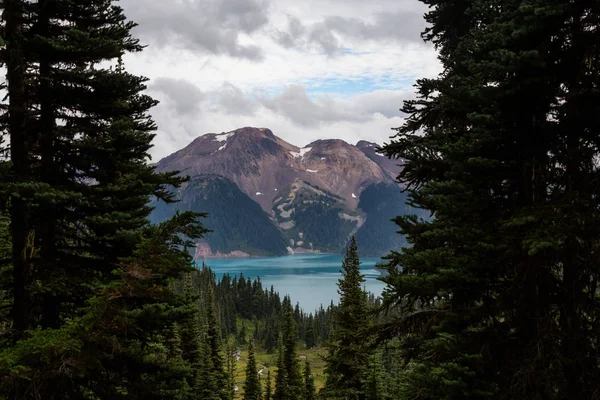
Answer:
[118,0,441,160]
[121,0,270,60]
[146,80,412,160]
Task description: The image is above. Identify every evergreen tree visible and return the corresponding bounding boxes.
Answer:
[378,0,600,398]
[180,273,203,375]
[237,322,248,346]
[280,296,304,399]
[264,370,273,400]
[322,237,370,400]
[205,284,227,399]
[225,340,237,400]
[273,334,288,400]
[196,330,220,400]
[0,0,208,398]
[305,315,316,349]
[243,339,262,400]
[363,350,389,400]
[166,323,184,361]
[263,313,280,352]
[303,360,317,400]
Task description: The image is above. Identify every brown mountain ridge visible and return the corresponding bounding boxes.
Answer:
[152,127,408,257]
[155,127,401,213]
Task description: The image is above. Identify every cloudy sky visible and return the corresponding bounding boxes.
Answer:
[119,0,441,161]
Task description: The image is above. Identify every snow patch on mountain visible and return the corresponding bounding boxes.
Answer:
[290,147,312,159]
[214,131,235,143]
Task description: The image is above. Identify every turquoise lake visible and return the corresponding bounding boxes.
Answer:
[198,254,387,312]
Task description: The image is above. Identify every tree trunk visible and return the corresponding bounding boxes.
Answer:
[4,0,31,334]
[38,0,60,330]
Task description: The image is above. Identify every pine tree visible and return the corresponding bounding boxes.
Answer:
[181,274,203,374]
[378,0,600,398]
[264,370,273,400]
[237,322,248,346]
[243,339,262,400]
[305,315,316,349]
[0,0,207,396]
[205,284,227,399]
[273,334,288,400]
[91,212,207,399]
[196,329,221,400]
[303,360,317,400]
[281,296,304,399]
[322,237,370,400]
[166,323,184,361]
[225,340,238,400]
[363,350,389,400]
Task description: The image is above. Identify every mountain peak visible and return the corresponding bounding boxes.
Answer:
[356,140,380,149]
[153,126,408,258]
[156,127,399,210]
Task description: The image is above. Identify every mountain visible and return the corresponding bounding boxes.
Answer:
[149,175,289,257]
[152,127,409,257]
[155,127,398,211]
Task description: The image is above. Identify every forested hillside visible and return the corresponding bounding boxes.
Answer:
[187,265,336,350]
[354,183,412,257]
[273,181,358,253]
[150,176,289,257]
[151,175,415,257]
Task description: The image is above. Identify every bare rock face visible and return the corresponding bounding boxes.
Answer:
[194,242,251,259]
[156,127,298,211]
[298,139,393,209]
[155,127,400,213]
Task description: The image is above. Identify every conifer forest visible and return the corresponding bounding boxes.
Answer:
[0,0,599,399]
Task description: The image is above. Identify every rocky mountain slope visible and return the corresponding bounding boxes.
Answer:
[152,127,408,257]
[155,127,398,211]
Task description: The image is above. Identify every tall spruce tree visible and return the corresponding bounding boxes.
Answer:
[282,296,304,399]
[264,369,273,400]
[225,339,237,400]
[273,334,287,400]
[363,350,389,400]
[273,297,303,400]
[195,328,221,400]
[322,237,370,400]
[303,360,317,400]
[0,0,207,398]
[243,339,261,400]
[205,284,227,398]
[378,0,600,399]
[305,315,316,349]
